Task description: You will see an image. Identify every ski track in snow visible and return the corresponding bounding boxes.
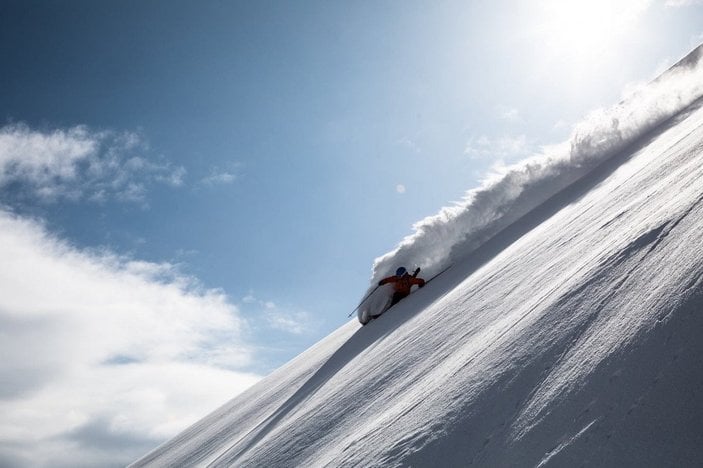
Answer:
[131,46,703,468]
[536,419,599,468]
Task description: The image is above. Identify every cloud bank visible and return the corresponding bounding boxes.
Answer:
[367,44,703,292]
[0,120,315,466]
[0,209,260,467]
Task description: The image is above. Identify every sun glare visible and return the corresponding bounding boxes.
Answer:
[538,0,649,60]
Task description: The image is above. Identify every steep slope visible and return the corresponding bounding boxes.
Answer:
[132,55,703,467]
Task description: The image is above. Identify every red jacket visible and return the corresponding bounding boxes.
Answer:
[379,274,425,295]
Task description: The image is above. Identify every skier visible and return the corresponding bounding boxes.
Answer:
[378,267,426,307]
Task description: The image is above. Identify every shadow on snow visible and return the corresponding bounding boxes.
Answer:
[212,95,703,466]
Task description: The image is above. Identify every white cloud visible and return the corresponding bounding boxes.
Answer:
[242,293,257,304]
[201,171,236,186]
[0,209,260,467]
[265,309,313,335]
[157,165,187,187]
[200,163,241,187]
[465,134,531,161]
[0,123,186,203]
[239,293,313,336]
[396,184,406,194]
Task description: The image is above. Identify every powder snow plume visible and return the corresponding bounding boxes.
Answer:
[367,45,703,291]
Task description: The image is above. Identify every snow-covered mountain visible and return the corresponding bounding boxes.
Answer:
[132,45,703,467]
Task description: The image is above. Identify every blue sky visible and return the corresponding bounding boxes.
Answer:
[1,0,703,466]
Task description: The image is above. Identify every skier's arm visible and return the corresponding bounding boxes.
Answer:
[412,278,426,288]
[378,276,397,286]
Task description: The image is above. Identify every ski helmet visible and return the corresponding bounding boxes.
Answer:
[396,267,407,276]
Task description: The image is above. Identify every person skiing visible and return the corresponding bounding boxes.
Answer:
[378,267,426,307]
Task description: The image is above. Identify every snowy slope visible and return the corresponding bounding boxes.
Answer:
[132,49,703,467]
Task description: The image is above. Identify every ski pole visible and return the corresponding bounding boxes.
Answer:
[348,284,380,317]
[425,264,452,285]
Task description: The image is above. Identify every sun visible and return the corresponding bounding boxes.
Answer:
[537,0,649,60]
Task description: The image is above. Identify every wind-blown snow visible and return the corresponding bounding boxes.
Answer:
[131,45,703,467]
[369,45,703,288]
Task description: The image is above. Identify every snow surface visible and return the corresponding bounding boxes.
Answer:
[132,45,703,467]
